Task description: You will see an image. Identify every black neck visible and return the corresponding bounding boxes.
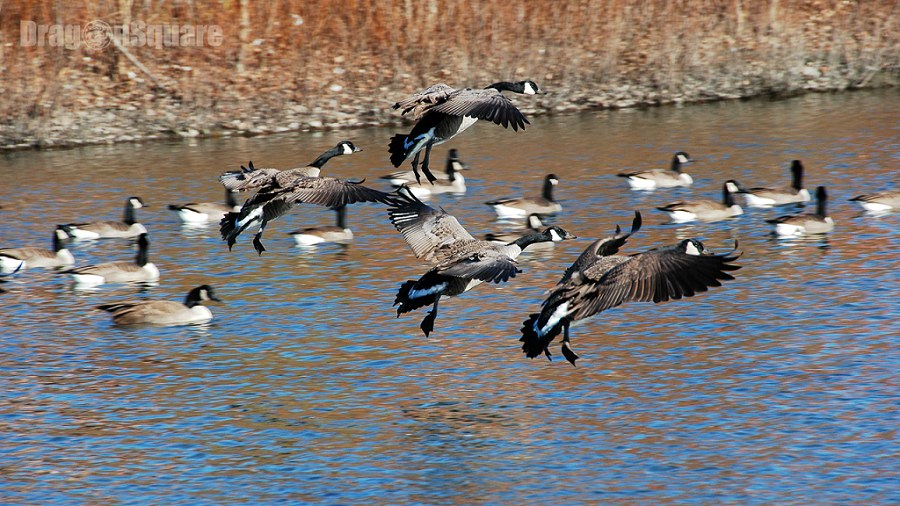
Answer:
[542,178,556,201]
[309,146,343,168]
[723,185,736,207]
[53,230,65,252]
[225,189,238,207]
[791,161,803,190]
[135,236,149,266]
[671,157,683,173]
[816,190,828,216]
[124,201,137,225]
[334,206,347,228]
[485,81,522,93]
[513,231,550,250]
[184,289,200,308]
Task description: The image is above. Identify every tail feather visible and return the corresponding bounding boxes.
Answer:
[389,134,410,168]
[393,279,438,316]
[520,313,563,361]
[220,212,245,250]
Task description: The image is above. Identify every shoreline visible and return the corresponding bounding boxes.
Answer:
[3,74,896,153]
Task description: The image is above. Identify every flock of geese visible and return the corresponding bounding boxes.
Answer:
[3,79,898,365]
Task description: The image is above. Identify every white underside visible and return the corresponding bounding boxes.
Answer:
[0,256,25,274]
[292,229,353,247]
[491,205,529,219]
[625,176,659,189]
[666,210,698,223]
[71,263,160,286]
[856,201,893,212]
[409,282,448,299]
[774,219,834,237]
[743,193,777,207]
[540,302,570,335]
[177,209,225,224]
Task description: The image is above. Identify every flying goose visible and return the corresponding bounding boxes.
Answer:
[289,205,354,247]
[849,189,900,212]
[220,140,361,193]
[0,226,75,273]
[617,152,693,189]
[98,285,221,325]
[738,160,811,207]
[168,189,241,224]
[388,189,575,337]
[766,186,834,236]
[219,152,395,255]
[388,81,542,184]
[65,233,159,286]
[60,197,147,239]
[520,211,741,365]
[383,149,468,197]
[485,173,562,219]
[656,180,744,223]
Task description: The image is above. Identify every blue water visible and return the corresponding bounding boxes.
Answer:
[1,89,898,504]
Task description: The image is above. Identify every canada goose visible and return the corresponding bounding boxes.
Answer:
[520,211,741,365]
[483,214,546,244]
[485,174,562,219]
[738,160,811,207]
[388,81,542,184]
[656,180,744,223]
[98,285,221,325]
[849,189,900,212]
[168,189,241,224]
[288,205,354,247]
[219,151,395,255]
[0,227,75,273]
[388,189,575,337]
[617,152,693,189]
[382,148,468,187]
[65,233,159,286]
[60,197,147,239]
[384,149,468,198]
[220,141,361,192]
[766,186,834,236]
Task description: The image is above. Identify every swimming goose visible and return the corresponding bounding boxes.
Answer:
[388,189,575,337]
[388,81,542,184]
[98,285,221,325]
[0,226,75,273]
[520,211,741,365]
[656,180,744,223]
[617,152,693,189]
[383,149,468,198]
[382,148,468,187]
[219,155,395,255]
[60,197,147,239]
[849,189,900,212]
[168,189,241,224]
[220,141,361,192]
[288,205,354,247]
[485,174,562,219]
[738,160,811,207]
[483,214,546,244]
[766,186,834,236]
[65,233,159,286]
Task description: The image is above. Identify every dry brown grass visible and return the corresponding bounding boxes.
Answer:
[0,0,897,146]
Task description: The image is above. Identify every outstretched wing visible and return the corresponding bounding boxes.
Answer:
[437,251,521,284]
[429,88,530,131]
[559,240,742,321]
[282,177,396,208]
[388,190,476,265]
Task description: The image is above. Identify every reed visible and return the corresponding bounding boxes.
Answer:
[1,0,896,146]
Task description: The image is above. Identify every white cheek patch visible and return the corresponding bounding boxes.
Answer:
[685,241,702,255]
[677,153,690,164]
[342,143,354,155]
[549,178,559,185]
[130,198,143,208]
[549,229,562,242]
[725,182,739,193]
[523,82,536,95]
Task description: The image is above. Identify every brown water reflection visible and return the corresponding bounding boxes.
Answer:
[1,89,898,503]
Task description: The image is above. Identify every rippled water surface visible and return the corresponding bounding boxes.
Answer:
[1,90,898,504]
